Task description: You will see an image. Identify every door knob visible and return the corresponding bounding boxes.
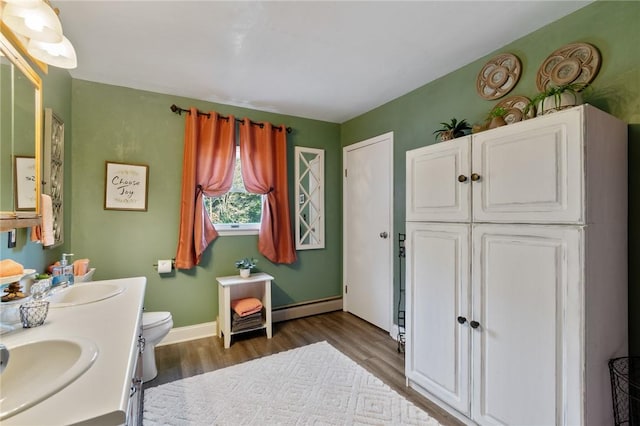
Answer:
[457,175,468,183]
[379,232,388,239]
[457,316,467,324]
[470,320,480,329]
[470,173,481,182]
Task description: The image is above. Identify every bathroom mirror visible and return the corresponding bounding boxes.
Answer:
[0,25,42,231]
[294,146,324,250]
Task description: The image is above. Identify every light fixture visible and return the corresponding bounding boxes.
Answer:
[27,35,76,69]
[1,0,78,69]
[2,0,63,43]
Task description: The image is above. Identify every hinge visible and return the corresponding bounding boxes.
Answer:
[345,285,348,294]
[344,169,347,178]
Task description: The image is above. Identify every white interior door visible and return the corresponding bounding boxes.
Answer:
[343,132,393,331]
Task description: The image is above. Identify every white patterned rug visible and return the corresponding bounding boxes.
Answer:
[143,341,441,425]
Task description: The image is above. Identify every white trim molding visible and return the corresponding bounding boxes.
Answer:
[158,297,343,346]
[158,321,217,347]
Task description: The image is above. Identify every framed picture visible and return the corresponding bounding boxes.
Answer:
[104,161,149,211]
[14,156,37,210]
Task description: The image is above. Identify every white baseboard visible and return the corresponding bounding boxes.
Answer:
[158,321,217,347]
[158,297,343,347]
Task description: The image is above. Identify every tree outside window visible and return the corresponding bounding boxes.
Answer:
[204,147,262,231]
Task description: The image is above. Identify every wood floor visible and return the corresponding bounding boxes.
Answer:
[144,310,463,426]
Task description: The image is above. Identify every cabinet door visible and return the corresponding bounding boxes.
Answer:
[472,108,583,224]
[406,136,471,222]
[406,222,471,415]
[471,224,582,426]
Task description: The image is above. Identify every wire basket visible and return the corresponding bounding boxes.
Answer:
[609,357,640,425]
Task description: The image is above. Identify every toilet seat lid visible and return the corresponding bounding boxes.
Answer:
[143,311,172,329]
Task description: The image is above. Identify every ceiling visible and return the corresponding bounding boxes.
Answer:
[56,1,592,124]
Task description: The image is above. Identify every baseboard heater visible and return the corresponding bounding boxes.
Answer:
[272,296,343,323]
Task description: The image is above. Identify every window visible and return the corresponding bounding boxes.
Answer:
[204,146,262,234]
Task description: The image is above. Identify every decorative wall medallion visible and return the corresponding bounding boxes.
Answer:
[536,42,601,91]
[476,53,522,100]
[496,95,534,124]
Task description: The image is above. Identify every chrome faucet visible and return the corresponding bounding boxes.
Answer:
[0,343,9,374]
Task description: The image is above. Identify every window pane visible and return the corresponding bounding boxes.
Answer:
[205,147,262,227]
[208,192,262,224]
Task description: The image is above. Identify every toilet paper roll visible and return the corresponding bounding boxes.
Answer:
[157,259,172,274]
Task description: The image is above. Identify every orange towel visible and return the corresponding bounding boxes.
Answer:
[29,194,54,246]
[231,297,263,317]
[0,259,24,278]
[31,225,42,243]
[48,261,60,274]
[41,194,54,247]
[73,259,90,276]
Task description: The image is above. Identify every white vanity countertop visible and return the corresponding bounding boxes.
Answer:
[0,276,146,425]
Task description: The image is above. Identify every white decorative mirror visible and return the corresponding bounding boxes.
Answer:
[294,146,324,250]
[43,108,64,247]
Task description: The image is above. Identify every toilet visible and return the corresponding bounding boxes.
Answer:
[141,311,173,382]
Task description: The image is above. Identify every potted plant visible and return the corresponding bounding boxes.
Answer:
[487,106,508,129]
[433,118,471,141]
[235,257,258,278]
[527,83,588,117]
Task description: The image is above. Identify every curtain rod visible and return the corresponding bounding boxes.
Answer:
[170,104,292,134]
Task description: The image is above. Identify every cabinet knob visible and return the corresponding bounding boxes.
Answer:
[457,175,468,183]
[470,173,481,182]
[470,320,480,329]
[457,316,467,324]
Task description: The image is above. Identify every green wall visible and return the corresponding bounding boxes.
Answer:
[69,81,341,327]
[340,1,640,353]
[4,1,639,349]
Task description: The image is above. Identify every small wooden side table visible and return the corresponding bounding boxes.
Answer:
[216,272,273,348]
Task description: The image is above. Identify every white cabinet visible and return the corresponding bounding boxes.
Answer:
[470,224,582,426]
[405,105,628,426]
[216,272,273,349]
[407,107,586,224]
[471,109,584,223]
[406,137,471,222]
[406,222,470,415]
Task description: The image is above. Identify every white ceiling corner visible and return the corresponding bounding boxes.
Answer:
[55,0,593,123]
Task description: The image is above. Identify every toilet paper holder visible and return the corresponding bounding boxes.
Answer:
[153,259,175,273]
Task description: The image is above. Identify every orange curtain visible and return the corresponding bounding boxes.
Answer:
[239,119,297,264]
[175,109,236,269]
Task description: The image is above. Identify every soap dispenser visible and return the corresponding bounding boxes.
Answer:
[52,253,74,287]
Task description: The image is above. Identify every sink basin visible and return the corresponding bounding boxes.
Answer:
[47,283,124,308]
[0,338,98,420]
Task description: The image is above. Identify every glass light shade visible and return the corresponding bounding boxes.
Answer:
[3,0,42,6]
[27,36,77,69]
[2,1,63,43]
